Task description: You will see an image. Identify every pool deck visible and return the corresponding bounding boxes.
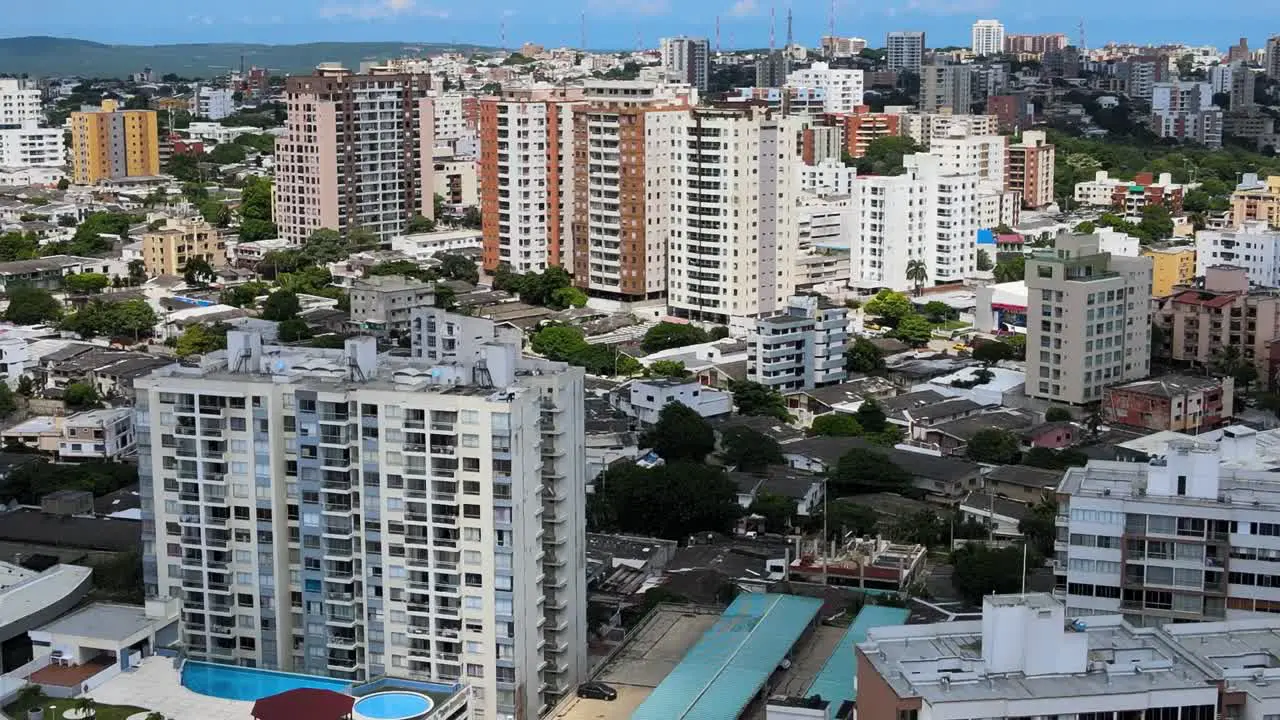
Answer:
[87,656,251,720]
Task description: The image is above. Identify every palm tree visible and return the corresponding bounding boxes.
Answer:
[72,698,96,719]
[905,260,928,297]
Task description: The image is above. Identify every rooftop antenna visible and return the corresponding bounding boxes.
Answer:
[786,6,793,49]
[581,11,587,52]
[827,0,835,57]
[1078,18,1087,53]
[636,29,642,53]
[769,4,776,53]
[716,15,721,55]
[500,18,506,49]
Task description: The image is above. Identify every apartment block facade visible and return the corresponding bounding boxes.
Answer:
[69,99,160,185]
[1196,222,1280,287]
[274,65,435,245]
[1025,233,1153,405]
[970,20,1005,56]
[141,216,226,277]
[666,105,800,323]
[1003,33,1068,55]
[136,326,587,719]
[885,31,926,73]
[571,81,693,303]
[785,63,865,114]
[0,126,64,170]
[659,36,710,93]
[1153,266,1280,382]
[1230,174,1280,228]
[919,63,973,113]
[898,112,998,148]
[1056,436,1280,624]
[748,295,848,391]
[479,88,582,274]
[833,108,901,159]
[1151,81,1223,148]
[1142,246,1196,297]
[0,78,42,128]
[348,276,436,337]
[1006,130,1055,209]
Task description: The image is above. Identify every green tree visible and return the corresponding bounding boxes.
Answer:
[973,341,1016,364]
[64,272,110,294]
[530,325,588,361]
[951,543,1026,604]
[853,135,925,175]
[720,425,783,471]
[821,500,881,540]
[892,314,933,347]
[639,402,716,463]
[3,286,62,324]
[219,281,270,308]
[207,142,247,164]
[277,317,313,342]
[368,260,436,283]
[829,447,912,494]
[710,326,730,340]
[437,253,480,284]
[175,322,229,357]
[888,509,953,547]
[261,290,301,322]
[113,298,159,340]
[921,300,952,323]
[1211,346,1259,393]
[200,200,232,227]
[845,337,885,373]
[238,176,277,241]
[905,259,929,296]
[127,259,148,284]
[993,255,1025,283]
[406,214,436,233]
[182,258,217,287]
[551,286,588,309]
[0,382,17,417]
[1019,495,1059,558]
[810,413,862,437]
[747,491,796,533]
[1045,406,1072,422]
[0,231,40,261]
[647,360,689,378]
[587,461,740,539]
[1074,221,1097,234]
[57,177,70,191]
[730,381,789,421]
[641,322,709,353]
[863,289,913,323]
[976,248,993,271]
[1138,203,1175,241]
[853,399,888,434]
[64,381,100,410]
[965,429,1022,465]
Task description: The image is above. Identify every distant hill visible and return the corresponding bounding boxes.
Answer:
[0,36,495,78]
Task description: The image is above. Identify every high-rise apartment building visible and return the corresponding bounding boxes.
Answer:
[1006,130,1055,209]
[928,124,1006,181]
[1230,63,1257,110]
[1056,436,1280,624]
[0,125,64,170]
[885,31,926,74]
[136,320,587,719]
[429,93,480,158]
[970,20,1005,56]
[1267,36,1280,79]
[1002,33,1067,55]
[1230,174,1280,228]
[1151,81,1223,148]
[898,112,998,148]
[785,63,865,114]
[1117,56,1166,101]
[666,105,800,323]
[748,295,848,392]
[756,52,791,88]
[1025,233,1152,405]
[919,63,973,113]
[274,65,435,245]
[0,78,43,127]
[833,107,901,158]
[820,36,868,58]
[195,86,235,121]
[69,99,160,185]
[1227,37,1251,64]
[659,36,710,93]
[479,88,583,274]
[570,81,692,303]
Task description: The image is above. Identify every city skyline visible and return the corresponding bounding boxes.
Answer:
[2,0,1276,53]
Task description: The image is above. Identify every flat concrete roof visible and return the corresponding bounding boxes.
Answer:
[36,602,156,643]
[549,606,720,720]
[0,564,92,631]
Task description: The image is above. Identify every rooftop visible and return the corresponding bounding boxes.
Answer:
[927,408,1040,441]
[35,602,157,643]
[807,605,909,708]
[0,507,141,553]
[1108,374,1228,398]
[0,564,93,633]
[984,464,1063,490]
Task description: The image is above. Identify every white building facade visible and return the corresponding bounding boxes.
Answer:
[1196,222,1280,287]
[0,78,43,128]
[196,86,236,121]
[785,63,865,114]
[659,36,711,93]
[0,125,65,169]
[971,20,1006,56]
[135,327,588,718]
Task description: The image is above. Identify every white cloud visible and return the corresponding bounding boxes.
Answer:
[319,0,449,20]
[727,0,760,17]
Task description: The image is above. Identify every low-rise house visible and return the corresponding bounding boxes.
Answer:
[982,464,1060,504]
[348,276,436,338]
[916,407,1040,454]
[1102,374,1234,433]
[886,395,990,440]
[730,467,825,516]
[57,408,135,460]
[783,375,898,427]
[0,256,119,293]
[783,437,983,504]
[614,378,732,425]
[1023,421,1079,448]
[788,536,927,590]
[959,491,1033,539]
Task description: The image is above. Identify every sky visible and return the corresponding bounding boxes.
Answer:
[3,0,1275,51]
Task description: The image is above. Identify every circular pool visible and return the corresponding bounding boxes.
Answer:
[353,691,435,720]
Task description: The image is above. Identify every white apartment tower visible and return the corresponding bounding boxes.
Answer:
[659,37,711,93]
[971,20,1006,56]
[0,78,64,174]
[667,105,800,324]
[886,31,926,74]
[0,78,43,128]
[1196,222,1280,287]
[480,88,583,275]
[1025,233,1152,405]
[136,324,587,719]
[785,63,865,114]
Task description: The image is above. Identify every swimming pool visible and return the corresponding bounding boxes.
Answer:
[181,661,352,701]
[353,691,434,720]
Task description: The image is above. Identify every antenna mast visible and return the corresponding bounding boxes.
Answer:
[828,0,836,57]
[581,12,587,51]
[1078,18,1087,52]
[769,4,776,53]
[716,15,721,55]
[785,7,793,49]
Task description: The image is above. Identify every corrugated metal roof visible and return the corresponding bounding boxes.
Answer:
[631,593,822,720]
[806,605,910,708]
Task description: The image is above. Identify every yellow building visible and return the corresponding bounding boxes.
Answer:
[1142,246,1196,297]
[70,99,160,185]
[141,216,226,277]
[1231,175,1280,228]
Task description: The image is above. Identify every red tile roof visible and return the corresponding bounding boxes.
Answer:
[1171,290,1237,309]
[252,689,353,720]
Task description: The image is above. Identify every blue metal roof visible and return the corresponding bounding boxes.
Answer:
[631,593,822,720]
[805,605,910,708]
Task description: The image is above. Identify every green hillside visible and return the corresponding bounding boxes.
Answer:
[0,36,494,78]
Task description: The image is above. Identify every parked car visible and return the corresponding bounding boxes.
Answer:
[577,682,618,701]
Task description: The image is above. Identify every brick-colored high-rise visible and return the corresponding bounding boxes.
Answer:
[478,88,583,274]
[833,106,901,159]
[1006,130,1055,209]
[274,64,434,245]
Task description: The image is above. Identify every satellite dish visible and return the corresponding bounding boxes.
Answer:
[274,360,286,372]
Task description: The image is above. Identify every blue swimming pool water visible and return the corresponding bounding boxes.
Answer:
[354,692,434,719]
[181,661,352,701]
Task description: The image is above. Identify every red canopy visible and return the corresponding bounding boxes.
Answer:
[251,688,354,720]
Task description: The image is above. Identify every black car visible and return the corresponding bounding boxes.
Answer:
[577,682,618,701]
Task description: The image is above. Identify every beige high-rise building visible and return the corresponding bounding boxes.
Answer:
[141,216,226,277]
[69,99,160,185]
[274,64,434,245]
[1025,233,1152,405]
[570,80,694,303]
